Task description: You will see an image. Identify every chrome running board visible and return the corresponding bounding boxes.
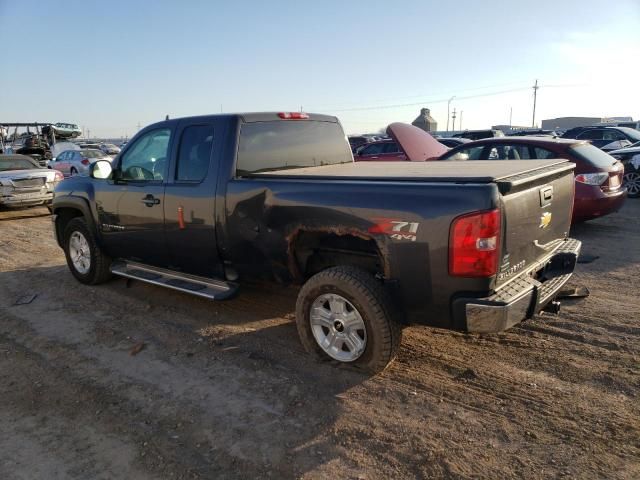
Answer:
[110,260,237,300]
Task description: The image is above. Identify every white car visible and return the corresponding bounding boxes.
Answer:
[0,154,63,208]
[49,149,113,177]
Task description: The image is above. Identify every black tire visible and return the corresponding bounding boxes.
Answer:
[295,266,402,374]
[623,167,640,198]
[62,217,112,285]
[70,167,78,176]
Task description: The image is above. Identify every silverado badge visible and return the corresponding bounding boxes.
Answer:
[539,212,552,229]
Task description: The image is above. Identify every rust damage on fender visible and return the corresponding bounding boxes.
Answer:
[285,224,391,282]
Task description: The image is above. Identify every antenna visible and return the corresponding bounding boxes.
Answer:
[532,79,539,128]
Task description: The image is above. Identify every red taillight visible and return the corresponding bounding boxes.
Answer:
[278,112,309,119]
[81,158,90,165]
[449,209,501,277]
[54,171,64,181]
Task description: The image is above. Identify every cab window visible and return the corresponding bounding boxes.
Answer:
[176,125,213,182]
[119,128,171,181]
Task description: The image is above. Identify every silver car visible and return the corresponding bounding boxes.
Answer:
[0,154,63,208]
[99,143,121,156]
[49,148,112,177]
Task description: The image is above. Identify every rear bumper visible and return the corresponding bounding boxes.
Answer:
[573,186,626,223]
[453,238,582,333]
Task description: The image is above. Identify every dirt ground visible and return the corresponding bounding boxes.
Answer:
[0,201,638,480]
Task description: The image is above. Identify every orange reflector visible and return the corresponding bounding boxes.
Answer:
[178,206,185,230]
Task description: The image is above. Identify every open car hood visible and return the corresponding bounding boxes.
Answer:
[386,122,448,161]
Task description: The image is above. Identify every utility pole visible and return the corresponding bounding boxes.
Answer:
[459,110,463,130]
[446,96,455,131]
[509,106,513,128]
[451,108,457,131]
[532,79,539,128]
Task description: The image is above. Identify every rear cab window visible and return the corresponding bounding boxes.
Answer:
[236,120,352,175]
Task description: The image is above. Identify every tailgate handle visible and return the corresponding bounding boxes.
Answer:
[540,186,553,207]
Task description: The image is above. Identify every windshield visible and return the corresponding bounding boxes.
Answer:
[0,157,38,171]
[570,144,618,168]
[80,149,105,158]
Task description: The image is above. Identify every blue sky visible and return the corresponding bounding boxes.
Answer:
[1,0,638,137]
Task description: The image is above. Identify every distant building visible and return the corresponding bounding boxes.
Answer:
[541,116,634,131]
[412,108,437,132]
[492,125,531,133]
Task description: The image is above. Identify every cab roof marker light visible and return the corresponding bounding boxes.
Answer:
[278,112,309,120]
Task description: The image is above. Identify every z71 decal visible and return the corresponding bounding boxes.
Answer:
[369,218,420,242]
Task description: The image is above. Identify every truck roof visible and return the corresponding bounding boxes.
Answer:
[143,112,339,130]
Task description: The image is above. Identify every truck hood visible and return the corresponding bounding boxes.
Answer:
[386,122,448,161]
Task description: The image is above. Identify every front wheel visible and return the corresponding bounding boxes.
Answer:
[63,217,112,285]
[295,266,402,374]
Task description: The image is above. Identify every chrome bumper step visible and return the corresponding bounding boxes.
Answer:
[110,260,237,300]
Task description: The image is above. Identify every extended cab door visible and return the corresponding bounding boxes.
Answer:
[93,127,172,266]
[162,119,224,278]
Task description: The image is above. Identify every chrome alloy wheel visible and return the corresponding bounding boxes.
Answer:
[69,231,91,274]
[309,293,367,362]
[624,171,640,196]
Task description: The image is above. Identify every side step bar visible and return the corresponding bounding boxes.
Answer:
[110,260,237,300]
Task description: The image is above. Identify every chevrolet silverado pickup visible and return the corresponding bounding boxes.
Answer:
[52,113,581,372]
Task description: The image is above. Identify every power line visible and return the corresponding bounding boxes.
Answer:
[321,86,532,113]
[313,80,534,110]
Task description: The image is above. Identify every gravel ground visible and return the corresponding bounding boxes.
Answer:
[0,201,638,479]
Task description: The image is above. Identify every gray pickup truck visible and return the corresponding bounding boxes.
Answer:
[51,113,581,372]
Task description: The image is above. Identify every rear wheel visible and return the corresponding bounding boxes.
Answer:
[624,170,640,198]
[295,266,402,373]
[63,217,112,285]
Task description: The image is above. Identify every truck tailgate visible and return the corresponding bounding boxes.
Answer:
[496,162,575,287]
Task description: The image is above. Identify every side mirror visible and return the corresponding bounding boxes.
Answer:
[90,160,113,179]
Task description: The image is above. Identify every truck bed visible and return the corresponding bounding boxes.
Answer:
[250,160,575,194]
[249,159,569,181]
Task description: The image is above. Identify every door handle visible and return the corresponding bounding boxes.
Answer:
[141,194,160,207]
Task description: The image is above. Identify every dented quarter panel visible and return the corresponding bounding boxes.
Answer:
[221,177,500,327]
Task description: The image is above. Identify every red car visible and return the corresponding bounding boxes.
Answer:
[353,123,448,162]
[440,137,626,223]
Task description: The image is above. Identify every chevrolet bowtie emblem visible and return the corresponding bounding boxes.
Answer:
[539,212,552,229]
